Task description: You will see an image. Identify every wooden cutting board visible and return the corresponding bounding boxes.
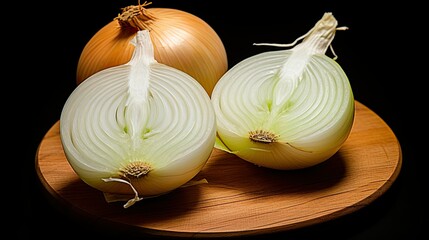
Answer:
[35,101,402,238]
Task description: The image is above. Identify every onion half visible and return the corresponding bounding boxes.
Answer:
[61,30,216,208]
[211,13,355,170]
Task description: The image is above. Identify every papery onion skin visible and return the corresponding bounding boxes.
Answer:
[61,30,217,203]
[211,13,355,170]
[76,2,228,96]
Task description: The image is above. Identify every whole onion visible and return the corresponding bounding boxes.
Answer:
[76,1,228,96]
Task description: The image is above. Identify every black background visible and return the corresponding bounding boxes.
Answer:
[21,0,424,239]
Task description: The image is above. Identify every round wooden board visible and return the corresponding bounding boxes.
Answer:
[35,101,402,238]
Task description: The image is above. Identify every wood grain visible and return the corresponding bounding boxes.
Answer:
[35,101,402,238]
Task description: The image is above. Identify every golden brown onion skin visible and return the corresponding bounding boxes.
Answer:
[76,6,228,96]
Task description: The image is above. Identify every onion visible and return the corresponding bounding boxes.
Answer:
[211,12,355,170]
[60,30,217,208]
[76,1,227,96]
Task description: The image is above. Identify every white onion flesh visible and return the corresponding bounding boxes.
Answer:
[60,30,216,208]
[211,12,355,170]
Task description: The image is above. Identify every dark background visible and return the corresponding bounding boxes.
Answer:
[22,0,424,239]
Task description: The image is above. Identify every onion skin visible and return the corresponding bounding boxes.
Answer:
[76,3,228,96]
